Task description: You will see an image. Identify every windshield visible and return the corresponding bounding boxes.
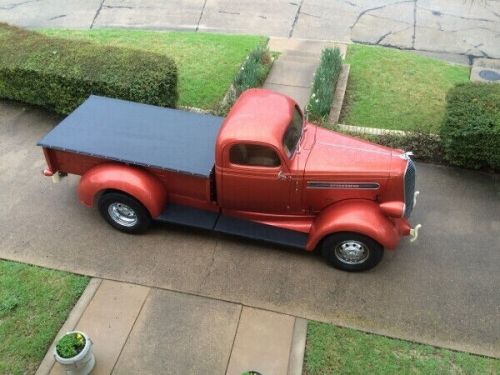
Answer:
[283,108,303,158]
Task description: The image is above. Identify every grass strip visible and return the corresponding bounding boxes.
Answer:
[0,260,89,375]
[304,321,499,375]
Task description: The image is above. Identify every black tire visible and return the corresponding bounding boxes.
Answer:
[320,232,384,272]
[98,192,151,234]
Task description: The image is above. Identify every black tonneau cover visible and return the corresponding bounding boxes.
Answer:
[37,96,224,178]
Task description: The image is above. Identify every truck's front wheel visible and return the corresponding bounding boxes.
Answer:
[321,232,383,272]
[98,192,151,234]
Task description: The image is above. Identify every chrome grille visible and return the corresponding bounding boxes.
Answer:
[404,158,416,218]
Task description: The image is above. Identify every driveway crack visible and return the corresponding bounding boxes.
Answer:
[289,0,304,38]
[376,31,393,44]
[91,0,105,29]
[197,240,219,292]
[103,5,133,9]
[350,0,414,32]
[48,14,66,21]
[412,0,417,48]
[0,0,39,10]
[196,0,208,31]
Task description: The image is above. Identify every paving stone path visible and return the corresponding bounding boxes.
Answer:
[0,0,499,61]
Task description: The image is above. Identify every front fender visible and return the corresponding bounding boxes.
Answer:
[78,163,167,218]
[306,199,403,251]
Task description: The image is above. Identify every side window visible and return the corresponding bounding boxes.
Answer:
[229,144,281,167]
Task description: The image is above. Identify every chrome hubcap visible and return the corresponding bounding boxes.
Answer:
[334,240,369,265]
[108,203,138,227]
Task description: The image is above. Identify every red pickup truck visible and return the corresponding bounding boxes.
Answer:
[38,89,420,271]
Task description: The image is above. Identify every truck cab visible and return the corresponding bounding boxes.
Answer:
[39,89,420,272]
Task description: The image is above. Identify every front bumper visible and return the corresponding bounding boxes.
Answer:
[395,190,422,242]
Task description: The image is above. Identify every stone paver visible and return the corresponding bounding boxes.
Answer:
[50,280,150,375]
[226,307,295,375]
[266,59,317,87]
[0,0,499,59]
[1,102,499,358]
[268,37,339,56]
[112,289,241,375]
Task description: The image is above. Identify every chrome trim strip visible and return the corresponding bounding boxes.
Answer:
[307,181,380,190]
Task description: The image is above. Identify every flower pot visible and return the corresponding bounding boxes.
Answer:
[54,331,95,375]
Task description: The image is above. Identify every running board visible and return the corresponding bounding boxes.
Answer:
[157,204,219,230]
[157,204,308,249]
[214,214,308,249]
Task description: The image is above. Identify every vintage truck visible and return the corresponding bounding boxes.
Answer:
[38,89,420,271]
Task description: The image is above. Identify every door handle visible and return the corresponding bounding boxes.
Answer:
[277,171,290,180]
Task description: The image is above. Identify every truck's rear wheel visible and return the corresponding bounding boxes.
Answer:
[98,192,151,234]
[321,232,383,272]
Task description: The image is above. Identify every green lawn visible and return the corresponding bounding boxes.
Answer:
[0,260,89,375]
[342,44,470,133]
[41,29,266,110]
[304,321,499,375]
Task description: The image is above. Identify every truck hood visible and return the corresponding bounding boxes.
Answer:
[304,127,397,178]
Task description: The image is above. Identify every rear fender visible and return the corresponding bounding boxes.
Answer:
[78,163,167,218]
[306,200,401,251]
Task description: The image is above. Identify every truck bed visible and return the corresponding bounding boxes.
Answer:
[37,96,224,178]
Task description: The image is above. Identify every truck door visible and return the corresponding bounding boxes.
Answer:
[220,143,292,213]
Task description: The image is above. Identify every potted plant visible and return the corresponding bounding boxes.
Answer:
[54,331,95,375]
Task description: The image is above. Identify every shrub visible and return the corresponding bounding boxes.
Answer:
[441,82,500,170]
[0,23,178,114]
[340,130,445,164]
[308,48,343,121]
[217,45,272,114]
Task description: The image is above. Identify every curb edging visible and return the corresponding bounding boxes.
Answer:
[288,318,308,375]
[328,63,350,125]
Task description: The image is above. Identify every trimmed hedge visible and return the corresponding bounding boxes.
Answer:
[0,23,177,114]
[308,47,342,121]
[361,131,444,164]
[441,82,500,170]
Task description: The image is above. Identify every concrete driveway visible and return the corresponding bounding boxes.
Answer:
[0,101,499,358]
[0,0,499,60]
